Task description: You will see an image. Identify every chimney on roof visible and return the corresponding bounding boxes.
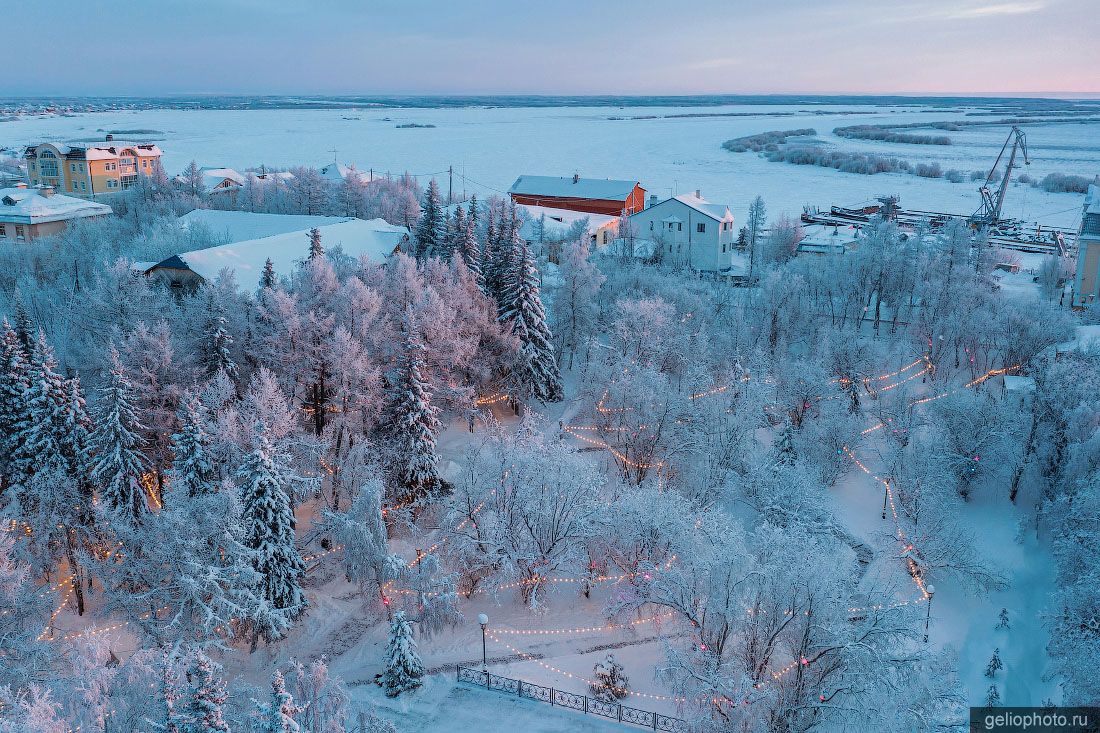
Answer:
[39,185,54,197]
[572,173,579,184]
[695,189,701,199]
[648,195,657,209]
[105,133,114,142]
[15,182,27,190]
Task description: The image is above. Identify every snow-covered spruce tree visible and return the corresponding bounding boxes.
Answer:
[487,204,517,307]
[413,178,444,260]
[773,420,797,467]
[260,257,278,290]
[459,218,484,292]
[308,227,324,261]
[149,648,183,733]
[202,294,238,382]
[985,684,1001,707]
[179,651,230,733]
[997,608,1010,630]
[444,205,465,262]
[238,429,307,648]
[381,611,424,697]
[590,654,630,702]
[167,392,217,497]
[0,318,31,486]
[253,670,303,733]
[5,333,96,614]
[498,239,563,403]
[89,349,149,523]
[12,294,34,355]
[985,648,1003,678]
[379,321,444,504]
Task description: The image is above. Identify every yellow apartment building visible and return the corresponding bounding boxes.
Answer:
[24,134,163,199]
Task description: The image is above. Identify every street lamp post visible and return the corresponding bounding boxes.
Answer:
[924,585,936,643]
[475,611,488,669]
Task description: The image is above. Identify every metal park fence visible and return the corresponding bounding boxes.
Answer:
[456,665,692,732]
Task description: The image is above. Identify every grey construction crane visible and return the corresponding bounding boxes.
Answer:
[973,125,1030,227]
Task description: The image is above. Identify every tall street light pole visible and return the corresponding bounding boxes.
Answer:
[924,585,936,643]
[475,611,488,669]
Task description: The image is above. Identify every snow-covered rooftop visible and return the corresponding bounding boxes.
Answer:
[0,186,113,225]
[509,175,639,202]
[154,217,409,286]
[670,193,733,222]
[177,209,354,245]
[517,204,618,241]
[36,141,163,159]
[799,223,861,254]
[320,162,369,183]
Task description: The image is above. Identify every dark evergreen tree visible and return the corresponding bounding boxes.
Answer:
[774,422,797,467]
[498,240,563,403]
[380,321,443,504]
[381,611,424,696]
[260,257,277,290]
[238,430,307,646]
[0,319,31,487]
[985,648,1003,678]
[253,670,304,732]
[202,295,238,382]
[12,293,34,355]
[167,392,217,497]
[9,332,96,613]
[446,205,466,262]
[460,219,484,293]
[180,651,230,733]
[89,350,149,523]
[590,654,630,702]
[466,194,479,236]
[414,178,444,259]
[308,227,324,261]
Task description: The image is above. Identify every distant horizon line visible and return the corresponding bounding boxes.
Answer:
[4,92,1100,101]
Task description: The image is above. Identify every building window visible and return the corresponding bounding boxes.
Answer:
[80,181,86,190]
[697,222,706,233]
[677,222,682,232]
[107,179,117,188]
[722,243,727,253]
[0,224,5,237]
[15,225,25,239]
[70,163,76,172]
[649,221,653,231]
[38,155,59,178]
[121,175,137,190]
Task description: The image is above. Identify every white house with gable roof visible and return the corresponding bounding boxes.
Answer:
[628,192,737,272]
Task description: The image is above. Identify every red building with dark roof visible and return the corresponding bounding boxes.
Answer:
[508,174,645,217]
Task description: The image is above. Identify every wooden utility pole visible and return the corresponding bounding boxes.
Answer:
[448,165,453,205]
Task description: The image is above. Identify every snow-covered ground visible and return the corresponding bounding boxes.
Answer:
[2,102,1096,229]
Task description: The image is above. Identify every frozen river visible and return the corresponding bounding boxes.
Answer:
[2,101,1097,228]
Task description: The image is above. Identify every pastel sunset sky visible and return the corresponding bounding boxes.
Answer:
[8,0,1098,96]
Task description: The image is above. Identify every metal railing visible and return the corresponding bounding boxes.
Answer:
[457,665,691,732]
